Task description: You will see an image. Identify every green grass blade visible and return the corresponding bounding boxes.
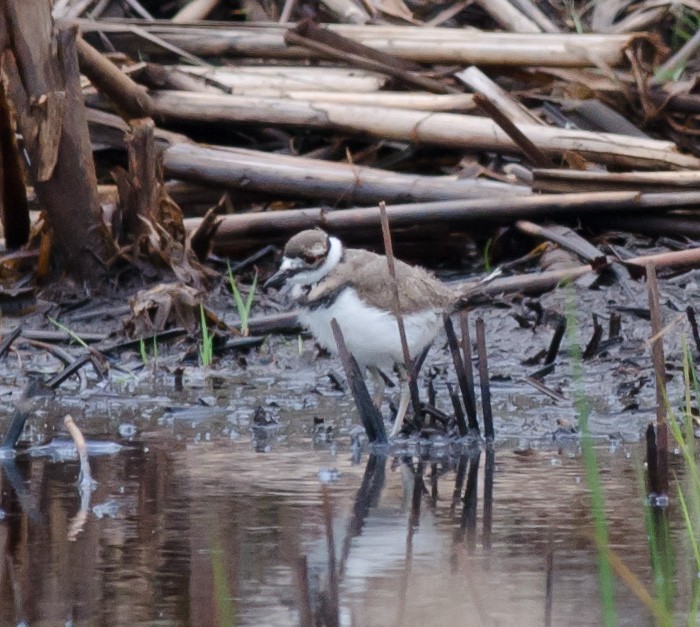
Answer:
[565,295,617,626]
[48,317,89,349]
[139,338,147,366]
[210,536,235,626]
[677,481,700,572]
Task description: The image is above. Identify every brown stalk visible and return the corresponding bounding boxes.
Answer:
[378,201,422,425]
[646,263,668,497]
[473,93,554,168]
[284,30,459,95]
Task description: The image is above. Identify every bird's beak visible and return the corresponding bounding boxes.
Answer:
[263,268,292,291]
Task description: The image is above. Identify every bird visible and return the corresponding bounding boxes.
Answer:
[264,228,482,436]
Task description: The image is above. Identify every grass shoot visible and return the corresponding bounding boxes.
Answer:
[228,263,258,337]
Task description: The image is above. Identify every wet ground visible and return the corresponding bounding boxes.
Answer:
[0,262,699,625]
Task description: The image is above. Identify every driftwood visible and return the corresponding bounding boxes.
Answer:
[508,0,559,32]
[137,64,475,109]
[533,169,700,193]
[455,66,542,126]
[171,0,220,23]
[76,36,153,119]
[473,0,542,33]
[162,143,529,205]
[162,64,390,92]
[182,189,700,253]
[150,92,700,169]
[75,20,655,68]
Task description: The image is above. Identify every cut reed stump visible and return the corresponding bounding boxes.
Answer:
[330,318,387,444]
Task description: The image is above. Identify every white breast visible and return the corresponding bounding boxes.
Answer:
[298,288,442,369]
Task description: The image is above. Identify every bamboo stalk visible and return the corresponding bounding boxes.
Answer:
[76,36,153,119]
[75,20,651,67]
[163,143,528,205]
[171,0,220,23]
[473,0,541,32]
[151,93,700,169]
[169,64,389,92]
[180,185,700,248]
[534,168,700,193]
[455,65,542,125]
[284,29,458,94]
[194,90,476,111]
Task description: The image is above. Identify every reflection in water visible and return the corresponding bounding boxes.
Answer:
[0,439,690,625]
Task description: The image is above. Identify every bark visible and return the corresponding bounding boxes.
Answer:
[2,3,114,284]
[0,80,29,249]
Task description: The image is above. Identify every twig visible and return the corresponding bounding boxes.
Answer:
[459,311,478,429]
[64,414,93,541]
[0,326,21,360]
[378,201,422,427]
[686,306,700,353]
[609,312,622,339]
[330,318,387,444]
[446,382,468,436]
[544,317,567,365]
[470,93,553,168]
[522,376,567,402]
[483,448,495,550]
[582,314,604,360]
[279,0,298,22]
[64,415,92,487]
[476,318,494,440]
[444,315,478,434]
[646,263,668,498]
[646,423,659,495]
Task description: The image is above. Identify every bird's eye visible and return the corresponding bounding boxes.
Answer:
[304,254,321,264]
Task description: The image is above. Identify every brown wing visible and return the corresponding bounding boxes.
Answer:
[307,248,454,314]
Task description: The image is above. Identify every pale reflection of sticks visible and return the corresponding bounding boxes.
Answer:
[64,415,93,541]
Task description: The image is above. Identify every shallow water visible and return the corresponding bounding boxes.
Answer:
[1,271,699,625]
[0,420,694,626]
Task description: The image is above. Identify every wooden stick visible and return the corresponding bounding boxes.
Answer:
[76,36,153,119]
[182,185,700,249]
[475,318,494,440]
[151,93,700,168]
[459,311,478,430]
[533,168,700,193]
[473,0,541,32]
[284,29,458,95]
[646,264,668,497]
[473,93,554,168]
[165,142,527,207]
[64,414,93,487]
[379,202,422,426]
[330,318,387,443]
[455,65,541,125]
[444,315,478,434]
[171,0,219,23]
[75,19,654,67]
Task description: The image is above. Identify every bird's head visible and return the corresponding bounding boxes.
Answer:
[264,229,343,290]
